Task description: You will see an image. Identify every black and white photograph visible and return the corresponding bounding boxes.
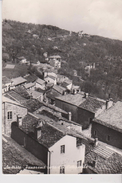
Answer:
[1,0,122,175]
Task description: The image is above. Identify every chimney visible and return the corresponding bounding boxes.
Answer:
[17,115,22,127]
[86,93,89,98]
[94,138,98,147]
[68,112,72,121]
[106,100,109,109]
[35,121,43,140]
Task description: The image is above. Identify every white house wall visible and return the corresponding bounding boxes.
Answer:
[48,135,85,174]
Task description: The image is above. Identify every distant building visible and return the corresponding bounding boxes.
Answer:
[55,93,111,129]
[92,101,122,149]
[27,89,44,102]
[2,76,12,93]
[49,55,61,69]
[11,77,27,88]
[2,96,27,136]
[24,82,35,91]
[44,75,57,85]
[35,78,46,91]
[61,79,72,91]
[11,115,85,174]
[33,34,39,39]
[56,74,69,84]
[46,85,66,105]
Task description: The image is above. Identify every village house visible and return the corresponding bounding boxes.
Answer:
[35,78,46,91]
[56,74,69,84]
[91,101,122,149]
[85,63,95,76]
[11,113,85,174]
[61,79,73,91]
[11,76,27,88]
[24,74,37,83]
[24,82,35,91]
[44,70,57,79]
[27,89,44,102]
[48,55,61,69]
[46,85,66,105]
[84,140,122,174]
[55,93,112,129]
[2,76,12,93]
[2,96,27,136]
[44,75,57,85]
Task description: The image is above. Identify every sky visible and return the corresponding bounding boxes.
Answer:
[2,0,122,40]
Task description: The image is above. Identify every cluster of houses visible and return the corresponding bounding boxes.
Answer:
[2,54,122,174]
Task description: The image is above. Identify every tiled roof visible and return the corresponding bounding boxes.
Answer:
[49,55,61,59]
[5,90,27,104]
[93,101,122,132]
[85,143,122,174]
[22,99,43,112]
[22,113,39,133]
[2,96,26,108]
[24,82,35,89]
[38,123,65,148]
[36,78,45,85]
[53,85,66,94]
[56,93,86,106]
[24,74,37,83]
[79,97,105,113]
[61,79,72,87]
[22,114,65,148]
[45,75,56,80]
[2,76,11,85]
[46,88,61,100]
[27,90,43,99]
[5,64,15,69]
[11,77,27,86]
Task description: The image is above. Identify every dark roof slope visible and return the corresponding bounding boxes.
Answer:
[38,123,65,148]
[79,97,105,113]
[5,90,27,104]
[85,144,122,174]
[24,74,37,83]
[22,99,43,112]
[46,88,61,100]
[93,101,122,133]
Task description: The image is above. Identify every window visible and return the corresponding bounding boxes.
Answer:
[107,135,110,141]
[60,145,65,153]
[76,138,82,147]
[94,130,96,136]
[60,166,65,174]
[7,111,12,120]
[77,160,82,167]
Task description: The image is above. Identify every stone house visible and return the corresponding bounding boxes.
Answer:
[35,78,46,91]
[55,93,112,129]
[2,96,27,136]
[11,114,85,174]
[91,101,122,149]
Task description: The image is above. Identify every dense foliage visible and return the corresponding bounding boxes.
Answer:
[2,19,122,101]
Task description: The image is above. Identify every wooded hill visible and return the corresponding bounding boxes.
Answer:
[2,19,122,101]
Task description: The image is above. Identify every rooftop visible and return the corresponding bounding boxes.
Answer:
[53,85,66,94]
[93,101,122,133]
[36,78,45,85]
[21,114,65,148]
[85,143,122,174]
[45,75,56,80]
[22,98,43,112]
[56,94,105,113]
[79,96,105,113]
[38,123,65,148]
[24,74,37,83]
[56,93,86,106]
[5,64,15,69]
[4,90,27,104]
[46,88,62,100]
[24,82,35,89]
[27,89,43,99]
[49,55,61,59]
[2,76,11,85]
[11,76,27,86]
[2,96,26,108]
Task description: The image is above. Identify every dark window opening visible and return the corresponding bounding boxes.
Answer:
[60,166,65,174]
[60,145,65,153]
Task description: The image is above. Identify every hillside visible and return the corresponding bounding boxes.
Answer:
[2,19,122,101]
